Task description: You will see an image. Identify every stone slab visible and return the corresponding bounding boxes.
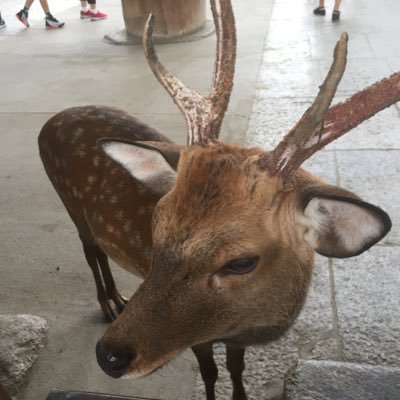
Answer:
[285,360,400,400]
[333,247,400,367]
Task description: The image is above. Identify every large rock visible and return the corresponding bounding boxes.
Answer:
[0,314,48,396]
[285,360,400,400]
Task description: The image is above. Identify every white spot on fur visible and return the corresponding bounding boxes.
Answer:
[73,127,84,137]
[115,210,124,221]
[93,156,100,167]
[123,220,132,232]
[110,195,119,204]
[87,176,97,185]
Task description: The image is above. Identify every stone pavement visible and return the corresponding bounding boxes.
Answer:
[0,0,399,400]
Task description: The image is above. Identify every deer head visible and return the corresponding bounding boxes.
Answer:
[95,0,397,386]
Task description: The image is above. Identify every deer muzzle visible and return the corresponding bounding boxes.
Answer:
[96,340,136,378]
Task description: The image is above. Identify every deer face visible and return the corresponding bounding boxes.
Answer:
[96,142,390,379]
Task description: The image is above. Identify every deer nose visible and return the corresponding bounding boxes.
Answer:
[96,340,135,378]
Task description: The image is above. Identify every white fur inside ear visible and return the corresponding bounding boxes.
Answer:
[102,141,176,195]
[303,197,386,257]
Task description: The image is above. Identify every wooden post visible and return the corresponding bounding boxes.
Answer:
[121,0,206,40]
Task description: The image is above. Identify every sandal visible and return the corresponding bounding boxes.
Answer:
[332,10,340,21]
[313,6,326,15]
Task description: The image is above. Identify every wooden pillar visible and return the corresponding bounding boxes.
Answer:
[121,0,206,40]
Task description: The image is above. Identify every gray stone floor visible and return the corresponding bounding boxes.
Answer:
[0,0,399,399]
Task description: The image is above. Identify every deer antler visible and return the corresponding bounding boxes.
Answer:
[143,0,236,146]
[258,33,400,180]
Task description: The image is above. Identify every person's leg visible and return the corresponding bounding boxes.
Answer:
[333,0,341,11]
[37,0,65,28]
[88,0,96,11]
[80,0,93,18]
[313,0,326,15]
[23,0,35,9]
[38,0,50,13]
[332,0,341,21]
[16,0,34,27]
[0,11,6,28]
[84,0,108,21]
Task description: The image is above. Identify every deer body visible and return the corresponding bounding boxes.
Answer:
[39,106,178,319]
[38,0,399,399]
[39,106,168,277]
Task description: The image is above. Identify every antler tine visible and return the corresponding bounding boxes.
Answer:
[143,0,237,146]
[209,0,236,134]
[258,32,349,179]
[289,70,400,163]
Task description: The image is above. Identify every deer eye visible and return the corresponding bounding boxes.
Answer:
[222,256,260,275]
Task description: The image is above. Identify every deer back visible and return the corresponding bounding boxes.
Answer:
[38,105,180,277]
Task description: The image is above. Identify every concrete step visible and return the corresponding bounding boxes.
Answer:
[285,360,400,400]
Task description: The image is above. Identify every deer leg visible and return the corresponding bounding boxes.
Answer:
[81,241,119,322]
[96,246,127,312]
[192,342,218,400]
[226,344,248,400]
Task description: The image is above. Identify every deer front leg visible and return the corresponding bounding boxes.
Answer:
[95,246,127,312]
[192,342,218,400]
[226,344,248,400]
[81,242,123,322]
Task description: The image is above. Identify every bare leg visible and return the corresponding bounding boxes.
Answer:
[226,344,248,400]
[83,0,97,11]
[38,0,50,13]
[192,343,218,400]
[333,0,341,11]
[23,0,35,8]
[318,0,325,7]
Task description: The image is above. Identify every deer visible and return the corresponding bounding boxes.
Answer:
[38,0,400,399]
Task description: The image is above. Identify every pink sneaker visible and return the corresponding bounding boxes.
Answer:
[80,9,93,20]
[90,10,108,21]
[81,9,108,21]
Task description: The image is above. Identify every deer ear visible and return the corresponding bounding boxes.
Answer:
[299,192,391,258]
[98,139,180,196]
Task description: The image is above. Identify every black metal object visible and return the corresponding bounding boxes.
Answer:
[46,389,160,400]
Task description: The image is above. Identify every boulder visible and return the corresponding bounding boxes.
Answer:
[0,314,48,396]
